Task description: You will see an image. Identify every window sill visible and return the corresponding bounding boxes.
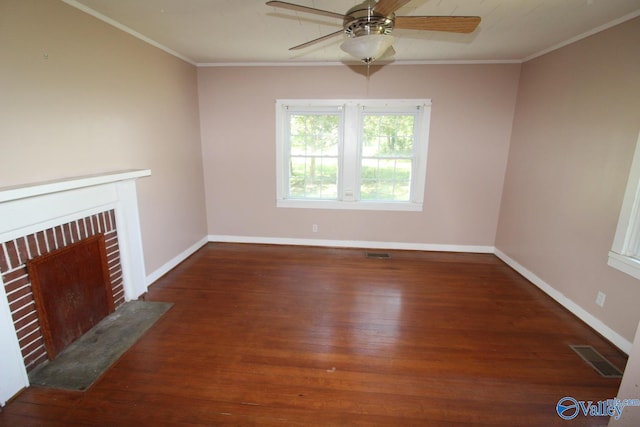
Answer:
[608,251,640,281]
[276,199,423,212]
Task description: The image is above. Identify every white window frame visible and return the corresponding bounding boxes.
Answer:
[275,99,431,212]
[609,130,640,280]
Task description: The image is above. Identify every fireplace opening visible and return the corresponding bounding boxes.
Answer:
[26,234,115,360]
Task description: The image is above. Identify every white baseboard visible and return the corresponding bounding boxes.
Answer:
[207,234,495,254]
[494,248,632,355]
[145,236,208,286]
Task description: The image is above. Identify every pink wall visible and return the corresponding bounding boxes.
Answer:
[198,64,520,247]
[0,0,208,276]
[496,17,640,342]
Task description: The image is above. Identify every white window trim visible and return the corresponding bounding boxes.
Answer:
[609,130,640,280]
[275,99,431,212]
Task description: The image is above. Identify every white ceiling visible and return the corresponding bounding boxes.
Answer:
[66,0,640,65]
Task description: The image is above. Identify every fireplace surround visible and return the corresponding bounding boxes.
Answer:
[3,217,122,369]
[0,170,150,405]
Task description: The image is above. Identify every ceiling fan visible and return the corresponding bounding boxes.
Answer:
[266,0,481,64]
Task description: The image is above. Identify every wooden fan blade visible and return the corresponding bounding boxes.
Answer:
[289,30,344,50]
[395,16,481,33]
[373,0,412,17]
[266,1,344,20]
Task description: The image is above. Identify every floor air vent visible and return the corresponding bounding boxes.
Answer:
[366,252,391,259]
[570,345,623,378]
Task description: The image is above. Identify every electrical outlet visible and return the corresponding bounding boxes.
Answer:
[312,224,318,233]
[596,291,606,307]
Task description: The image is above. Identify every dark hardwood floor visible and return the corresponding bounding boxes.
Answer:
[0,243,628,426]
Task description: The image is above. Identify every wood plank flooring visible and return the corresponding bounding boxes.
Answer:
[0,243,628,426]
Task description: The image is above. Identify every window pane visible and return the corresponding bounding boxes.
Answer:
[290,114,339,156]
[287,112,340,200]
[362,114,415,157]
[360,159,412,201]
[289,157,338,199]
[361,113,415,201]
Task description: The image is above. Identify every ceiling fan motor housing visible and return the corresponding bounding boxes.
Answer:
[343,0,394,37]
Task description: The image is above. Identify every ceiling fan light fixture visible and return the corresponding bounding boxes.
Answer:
[340,34,395,64]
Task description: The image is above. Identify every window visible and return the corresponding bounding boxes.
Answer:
[276,99,431,211]
[609,130,640,280]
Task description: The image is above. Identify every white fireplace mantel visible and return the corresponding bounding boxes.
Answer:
[0,169,150,406]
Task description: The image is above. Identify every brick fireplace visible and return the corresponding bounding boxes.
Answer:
[1,211,125,370]
[0,170,150,405]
